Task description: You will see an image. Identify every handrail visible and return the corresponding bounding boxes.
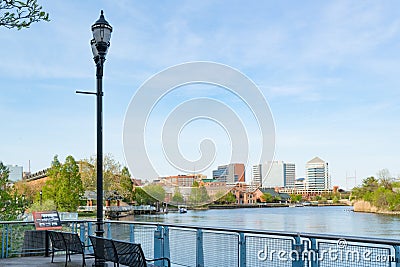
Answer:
[2,219,400,246]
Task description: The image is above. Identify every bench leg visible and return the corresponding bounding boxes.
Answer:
[51,248,55,263]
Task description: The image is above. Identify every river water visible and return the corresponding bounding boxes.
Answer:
[121,206,400,239]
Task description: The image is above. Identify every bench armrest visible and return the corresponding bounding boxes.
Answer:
[146,257,171,267]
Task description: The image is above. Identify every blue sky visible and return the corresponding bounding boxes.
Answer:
[1,1,400,189]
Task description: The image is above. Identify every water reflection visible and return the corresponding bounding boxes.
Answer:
[120,206,400,239]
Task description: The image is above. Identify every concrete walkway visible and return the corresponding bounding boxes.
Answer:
[0,254,97,266]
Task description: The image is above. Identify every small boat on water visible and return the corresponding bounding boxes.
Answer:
[289,203,304,208]
[178,206,187,213]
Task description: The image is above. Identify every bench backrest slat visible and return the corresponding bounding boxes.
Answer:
[89,236,118,263]
[113,240,146,267]
[62,232,84,254]
[48,231,67,250]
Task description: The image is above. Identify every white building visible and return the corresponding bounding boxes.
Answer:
[262,161,296,188]
[252,164,262,185]
[284,163,296,188]
[7,165,23,182]
[305,157,330,190]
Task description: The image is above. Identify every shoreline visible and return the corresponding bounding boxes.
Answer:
[353,200,400,215]
[208,203,349,209]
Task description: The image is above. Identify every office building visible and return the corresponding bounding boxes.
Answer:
[6,165,23,182]
[306,157,330,190]
[213,163,245,184]
[262,161,295,188]
[252,164,262,185]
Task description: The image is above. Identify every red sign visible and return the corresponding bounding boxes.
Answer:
[32,211,62,230]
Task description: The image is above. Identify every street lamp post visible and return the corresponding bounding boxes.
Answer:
[40,190,42,206]
[92,10,112,267]
[77,10,112,267]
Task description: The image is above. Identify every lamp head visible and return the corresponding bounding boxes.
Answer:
[91,10,113,57]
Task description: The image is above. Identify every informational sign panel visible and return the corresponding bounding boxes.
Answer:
[32,211,62,230]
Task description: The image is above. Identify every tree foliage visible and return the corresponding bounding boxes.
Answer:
[132,187,156,205]
[189,185,210,205]
[261,192,274,203]
[42,155,84,212]
[0,0,49,30]
[351,170,400,211]
[290,194,303,203]
[172,187,184,204]
[119,166,133,202]
[80,154,133,203]
[215,191,236,204]
[143,184,165,202]
[0,162,28,220]
[27,199,56,212]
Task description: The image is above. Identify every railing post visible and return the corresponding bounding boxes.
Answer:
[239,232,246,267]
[394,245,400,267]
[80,223,86,244]
[1,224,6,258]
[5,224,10,258]
[309,238,318,267]
[106,222,112,239]
[70,222,76,233]
[292,236,304,267]
[196,229,204,267]
[163,226,170,267]
[129,224,135,243]
[154,225,163,267]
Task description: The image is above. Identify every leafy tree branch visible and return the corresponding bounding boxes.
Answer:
[0,0,49,30]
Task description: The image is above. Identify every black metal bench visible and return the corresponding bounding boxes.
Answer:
[48,231,93,267]
[89,235,170,267]
[89,235,119,267]
[48,231,68,265]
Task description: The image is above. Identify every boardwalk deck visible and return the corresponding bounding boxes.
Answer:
[0,254,96,267]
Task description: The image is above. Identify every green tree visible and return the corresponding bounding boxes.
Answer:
[351,176,379,200]
[0,0,49,29]
[0,162,28,220]
[189,185,209,205]
[133,187,156,205]
[351,172,400,211]
[42,155,61,202]
[172,187,184,204]
[261,193,274,203]
[79,159,96,191]
[119,166,133,202]
[290,194,303,203]
[218,192,236,204]
[58,156,84,211]
[43,155,84,211]
[27,199,56,212]
[143,184,166,202]
[80,154,128,200]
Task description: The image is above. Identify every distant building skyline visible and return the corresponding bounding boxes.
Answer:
[6,165,23,182]
[306,157,330,190]
[161,173,207,187]
[252,164,262,186]
[213,163,245,184]
[262,161,296,188]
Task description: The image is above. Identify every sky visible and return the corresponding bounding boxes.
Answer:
[1,0,400,189]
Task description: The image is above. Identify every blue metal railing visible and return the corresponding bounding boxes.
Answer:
[1,220,399,267]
